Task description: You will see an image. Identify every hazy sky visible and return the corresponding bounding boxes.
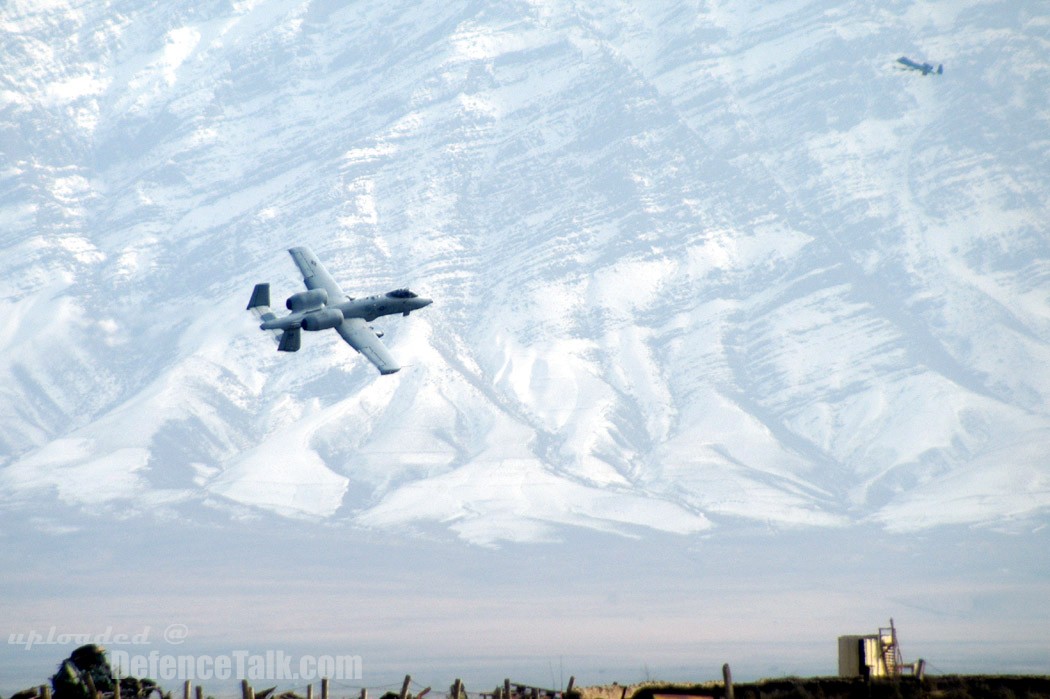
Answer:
[4,512,1049,695]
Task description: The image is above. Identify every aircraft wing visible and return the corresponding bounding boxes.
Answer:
[336,317,401,375]
[288,246,347,301]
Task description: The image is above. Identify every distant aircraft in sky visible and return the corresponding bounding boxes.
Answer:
[247,246,432,375]
[897,56,943,75]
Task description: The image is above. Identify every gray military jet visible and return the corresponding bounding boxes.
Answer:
[897,56,943,75]
[247,246,431,375]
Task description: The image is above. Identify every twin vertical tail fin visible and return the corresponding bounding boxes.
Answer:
[277,328,301,352]
[247,283,271,311]
[247,282,278,325]
[248,283,299,351]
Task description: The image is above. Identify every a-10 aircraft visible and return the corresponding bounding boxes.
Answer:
[897,56,943,75]
[247,246,431,375]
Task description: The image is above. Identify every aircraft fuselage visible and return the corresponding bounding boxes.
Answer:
[339,294,433,323]
[260,291,432,332]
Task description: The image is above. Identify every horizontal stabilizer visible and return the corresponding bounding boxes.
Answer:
[247,283,271,310]
[278,327,301,352]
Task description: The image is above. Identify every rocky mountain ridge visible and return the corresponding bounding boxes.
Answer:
[1,0,1047,543]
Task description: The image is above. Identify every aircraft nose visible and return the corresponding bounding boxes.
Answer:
[418,297,433,308]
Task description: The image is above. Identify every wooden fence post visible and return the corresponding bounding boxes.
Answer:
[184,680,192,699]
[400,675,412,699]
[360,689,368,699]
[566,678,575,695]
[322,678,329,699]
[114,680,121,699]
[307,685,313,699]
[196,687,203,699]
[723,663,734,699]
[453,679,463,699]
[504,679,511,699]
[242,679,252,699]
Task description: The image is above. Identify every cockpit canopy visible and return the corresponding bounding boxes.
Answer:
[386,288,418,299]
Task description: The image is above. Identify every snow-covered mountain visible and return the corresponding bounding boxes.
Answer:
[2,0,1048,545]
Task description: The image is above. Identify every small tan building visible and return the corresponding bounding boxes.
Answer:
[838,619,905,679]
[838,633,895,678]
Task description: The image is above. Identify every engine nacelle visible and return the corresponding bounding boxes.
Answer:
[301,308,344,331]
[286,288,328,312]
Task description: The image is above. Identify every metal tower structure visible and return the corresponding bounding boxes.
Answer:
[878,618,904,677]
